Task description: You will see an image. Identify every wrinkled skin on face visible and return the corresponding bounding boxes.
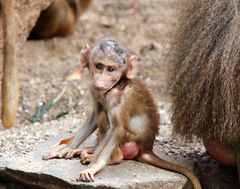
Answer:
[89,55,125,93]
[88,39,127,93]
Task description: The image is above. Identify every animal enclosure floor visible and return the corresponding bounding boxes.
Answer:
[1,0,237,188]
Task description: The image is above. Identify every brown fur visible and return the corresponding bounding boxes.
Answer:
[119,78,159,151]
[92,77,159,150]
[168,0,240,146]
[29,0,92,38]
[96,109,109,143]
[94,78,159,164]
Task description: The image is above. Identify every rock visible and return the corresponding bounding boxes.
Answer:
[196,161,240,189]
[0,134,188,189]
[0,0,53,56]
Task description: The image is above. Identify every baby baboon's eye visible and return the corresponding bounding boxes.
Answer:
[95,63,103,70]
[107,66,115,72]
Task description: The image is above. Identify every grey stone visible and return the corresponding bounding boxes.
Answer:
[0,134,188,189]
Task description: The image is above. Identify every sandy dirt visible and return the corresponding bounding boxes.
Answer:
[2,0,176,126]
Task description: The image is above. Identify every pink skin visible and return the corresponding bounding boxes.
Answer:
[203,140,236,166]
[120,141,140,160]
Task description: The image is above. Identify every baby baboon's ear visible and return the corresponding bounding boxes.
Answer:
[80,44,91,68]
[126,55,137,79]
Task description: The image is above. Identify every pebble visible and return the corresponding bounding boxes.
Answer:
[0,117,82,159]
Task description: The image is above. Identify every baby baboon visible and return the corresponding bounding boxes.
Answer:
[43,38,201,188]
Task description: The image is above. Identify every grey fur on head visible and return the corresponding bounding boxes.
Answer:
[91,38,127,65]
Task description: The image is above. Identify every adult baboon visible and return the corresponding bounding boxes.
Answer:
[168,0,239,171]
[29,0,92,38]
